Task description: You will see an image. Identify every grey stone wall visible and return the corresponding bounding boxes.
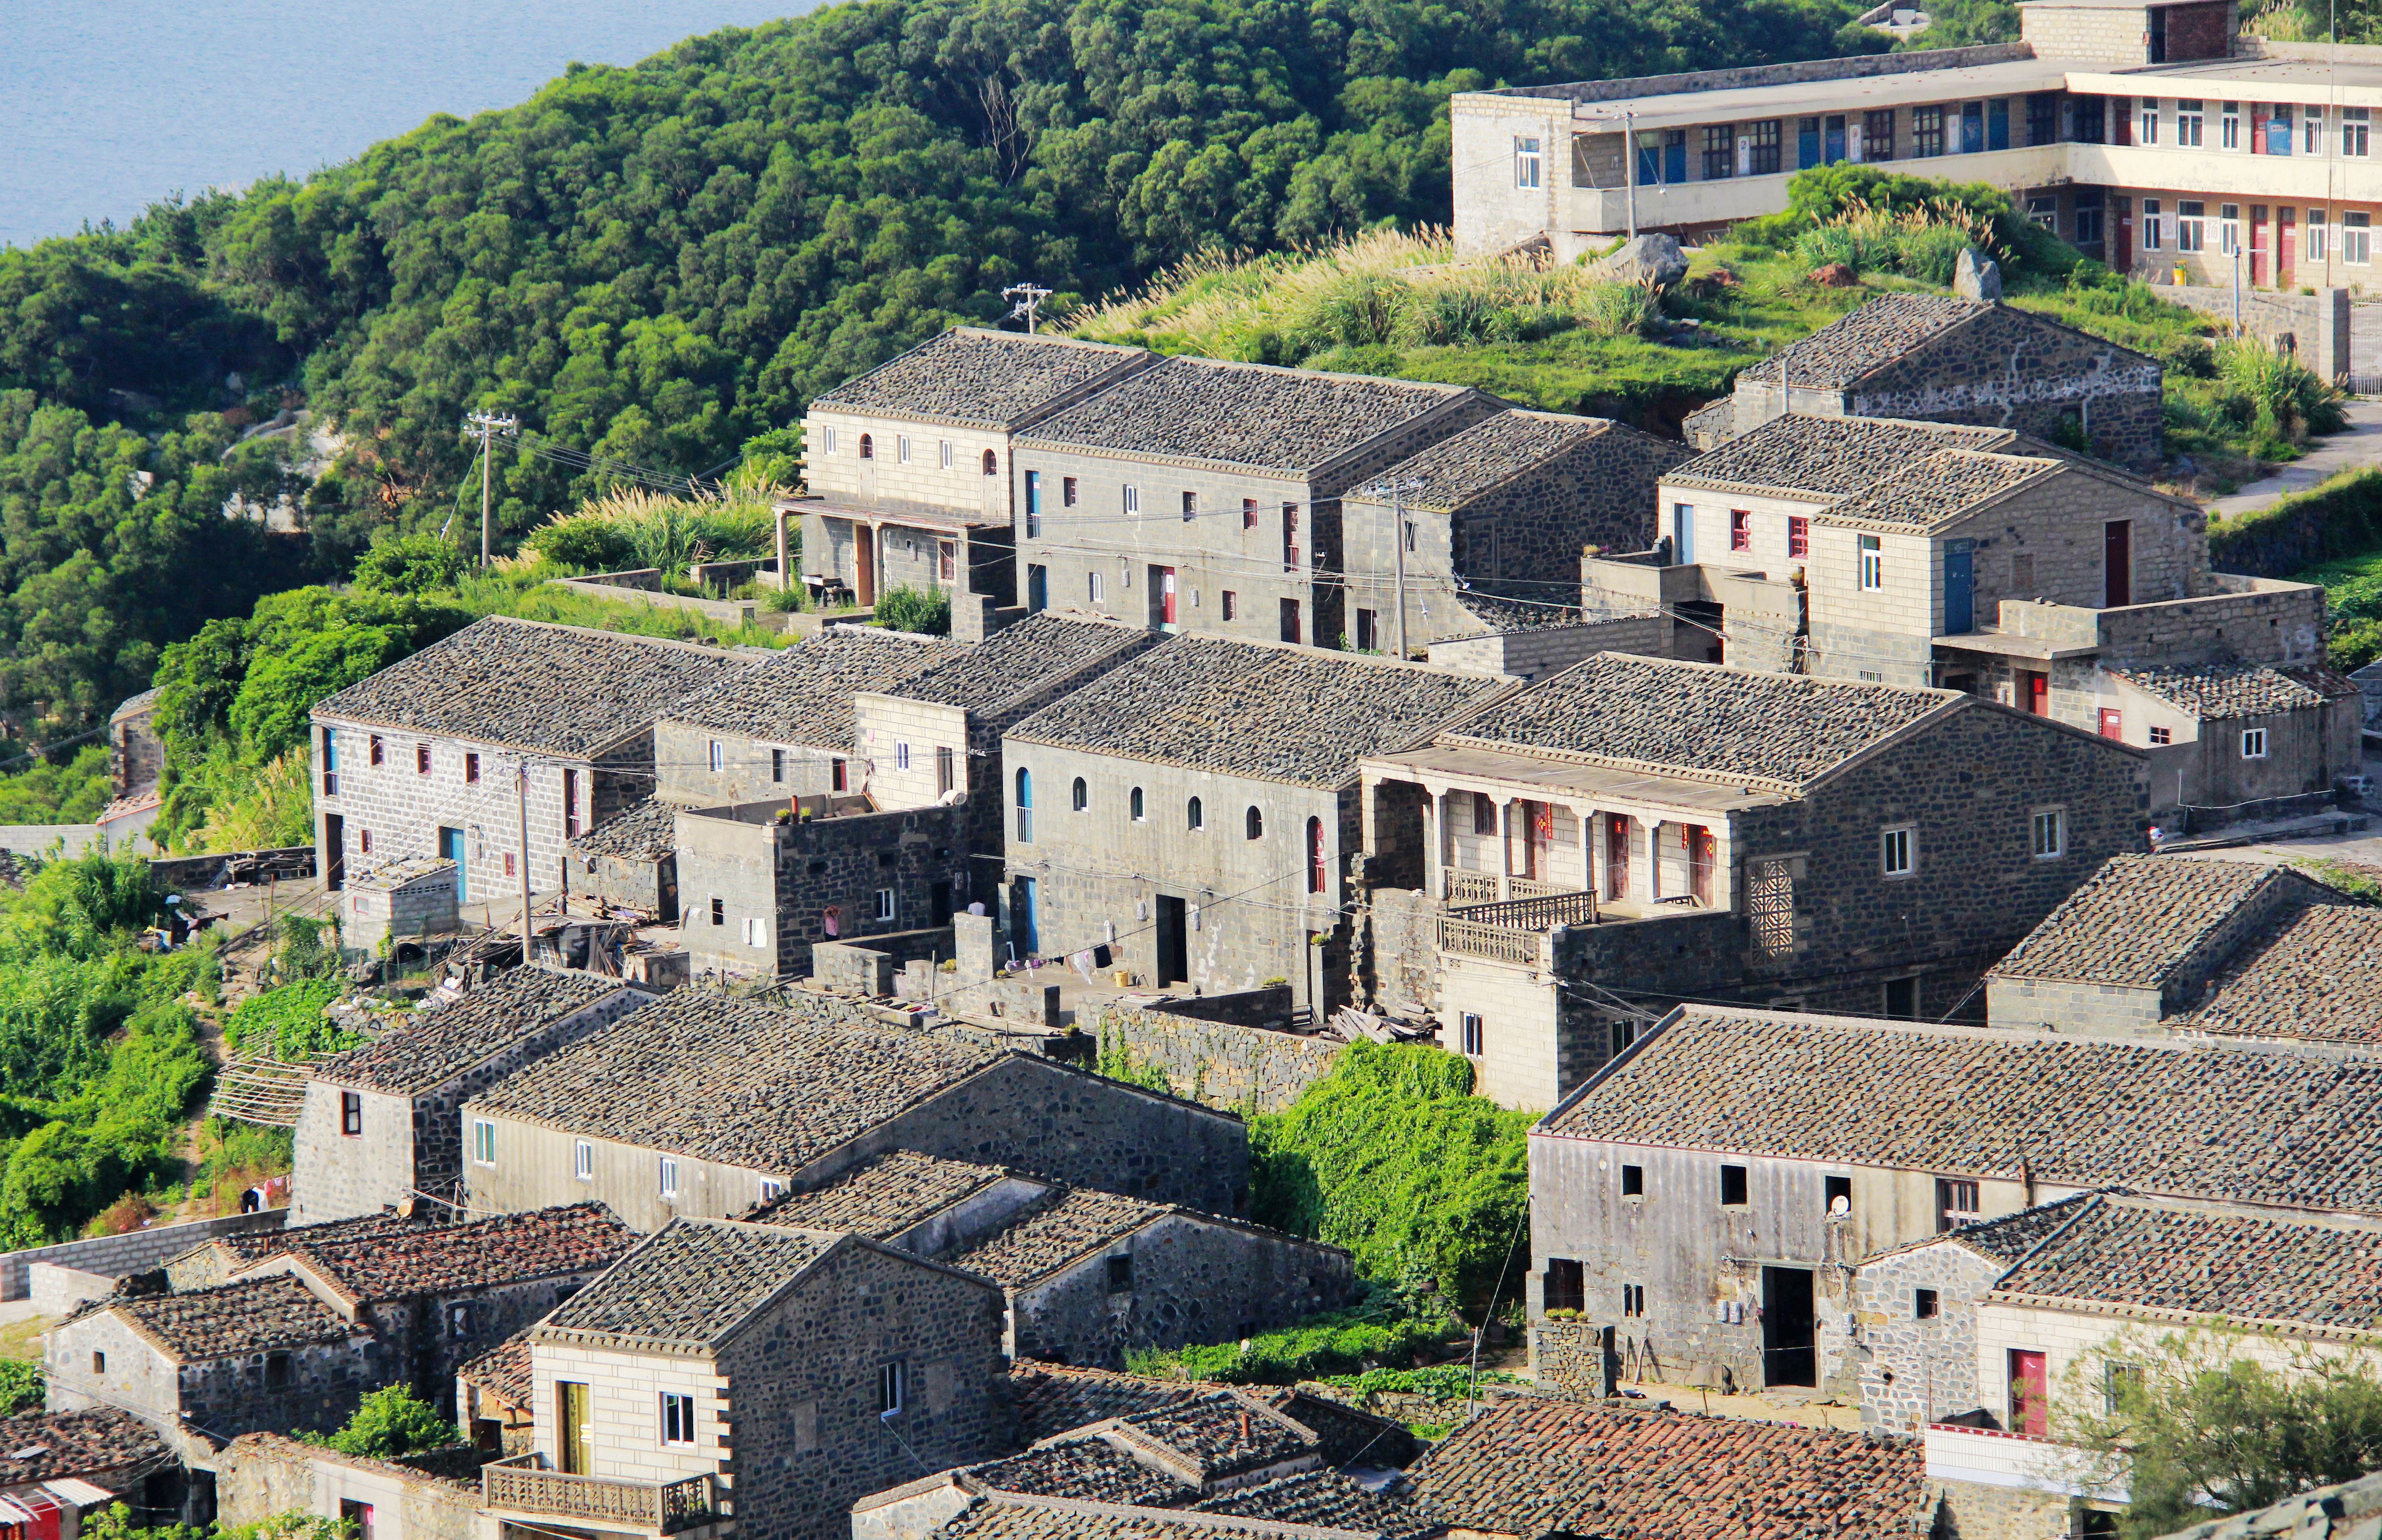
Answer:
[1087,998,1342,1112]
[653,716,843,809]
[1425,616,1667,681]
[1844,305,2165,468]
[0,1210,283,1299]
[1006,1212,1356,1368]
[1530,1319,1615,1399]
[2150,284,2352,382]
[1935,1477,2081,1540]
[216,1434,481,1540]
[1986,974,2166,1035]
[1853,1241,2007,1431]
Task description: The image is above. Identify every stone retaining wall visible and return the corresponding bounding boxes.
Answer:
[1087,999,1342,1112]
[0,1209,284,1300]
[2144,282,2352,382]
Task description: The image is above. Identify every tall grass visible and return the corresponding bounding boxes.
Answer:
[522,470,787,575]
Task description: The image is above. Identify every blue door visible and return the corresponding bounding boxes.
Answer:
[1026,564,1047,612]
[1638,137,1661,186]
[1825,115,1846,163]
[1943,541,1975,635]
[1989,100,2010,151]
[1962,102,1985,155]
[439,826,466,901]
[1665,132,1687,183]
[1798,117,1821,170]
[1672,505,1695,565]
[1024,470,1041,536]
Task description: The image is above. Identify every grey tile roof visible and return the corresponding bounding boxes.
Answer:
[964,1440,1197,1505]
[950,1188,1167,1287]
[312,617,751,756]
[312,967,628,1095]
[262,1202,635,1305]
[1818,449,2059,533]
[1738,293,1989,389]
[538,1218,833,1349]
[2186,902,2382,1044]
[812,328,1150,432]
[2158,1468,2382,1540]
[0,1408,169,1487]
[890,614,1158,715]
[1994,1194,2382,1332]
[207,1210,431,1269]
[1443,594,1583,636]
[1987,854,2284,988]
[1008,637,1508,790]
[1113,1393,1316,1483]
[1863,1191,2101,1266]
[471,991,1001,1174]
[938,1495,1380,1540]
[659,628,969,749]
[1008,1362,1196,1443]
[1351,410,1613,513]
[1191,1471,1435,1540]
[1406,1398,1927,1540]
[1019,357,1477,477]
[109,1275,364,1362]
[570,798,679,861]
[1442,653,1951,793]
[2113,662,2360,721]
[1542,1006,2382,1212]
[1665,413,2008,500]
[746,1150,1019,1240]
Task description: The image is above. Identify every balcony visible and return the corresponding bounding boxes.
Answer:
[483,1454,719,1535]
[1566,143,2066,234]
[1442,870,1576,904]
[1438,890,1598,964]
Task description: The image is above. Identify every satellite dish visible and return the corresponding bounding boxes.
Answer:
[395,1197,417,1219]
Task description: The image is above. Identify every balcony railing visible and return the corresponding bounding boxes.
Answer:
[1440,870,1575,904]
[1437,890,1598,963]
[484,1454,717,1534]
[1455,890,1597,931]
[1438,916,1549,966]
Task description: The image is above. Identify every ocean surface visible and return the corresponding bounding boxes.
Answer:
[0,0,812,250]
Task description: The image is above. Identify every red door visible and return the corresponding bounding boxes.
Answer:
[1605,815,1631,900]
[1159,567,1177,626]
[2280,207,2297,285]
[2250,204,2268,285]
[2115,195,2134,272]
[2008,1349,2049,1436]
[1688,825,1715,905]
[2026,672,2049,715]
[2098,708,2123,739]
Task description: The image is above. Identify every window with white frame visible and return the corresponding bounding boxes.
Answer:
[2030,807,2066,859]
[1122,484,1140,516]
[1088,572,1105,604]
[2348,107,2371,156]
[2221,100,2240,148]
[761,1177,784,1202]
[661,1393,697,1446]
[708,740,724,772]
[574,1140,593,1181]
[2178,99,2204,146]
[874,888,896,922]
[2306,106,2324,154]
[742,916,769,947]
[2179,200,2206,252]
[895,741,910,771]
[823,427,838,455]
[2310,209,2331,262]
[659,1155,681,1200]
[1858,534,1883,592]
[1880,826,1915,877]
[2242,727,2270,759]
[2142,198,2163,250]
[1515,136,1542,188]
[939,439,953,469]
[897,435,911,462]
[472,1119,496,1166]
[2220,204,2241,254]
[1460,1013,1484,1056]
[878,1361,905,1417]
[2348,211,2372,265]
[2139,100,2160,143]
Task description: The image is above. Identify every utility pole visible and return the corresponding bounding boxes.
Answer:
[1003,281,1054,334]
[517,760,534,967]
[1381,476,1425,661]
[464,412,519,566]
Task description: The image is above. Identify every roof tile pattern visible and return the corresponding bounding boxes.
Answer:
[1189,1471,1435,1539]
[570,798,679,861]
[1544,1007,2382,1211]
[1115,1393,1315,1482]
[457,1333,533,1408]
[1406,1398,1927,1540]
[891,615,1153,713]
[1353,411,1608,512]
[207,1211,430,1268]
[2159,1468,2382,1540]
[1008,637,1507,789]
[746,1151,1017,1239]
[1818,448,2058,532]
[1444,654,1947,791]
[660,628,969,747]
[966,1441,1197,1505]
[113,1275,363,1361]
[937,1497,1373,1540]
[1988,854,2280,988]
[1007,1363,1196,1443]
[1738,293,1988,388]
[0,1408,169,1487]
[812,329,1147,430]
[951,1189,1166,1286]
[540,1219,831,1348]
[313,968,626,1095]
[472,992,1000,1173]
[2113,662,2360,720]
[1665,414,2007,499]
[312,617,750,755]
[1020,357,1471,476]
[2188,904,2382,1043]
[264,1202,635,1304]
[1868,1192,2099,1267]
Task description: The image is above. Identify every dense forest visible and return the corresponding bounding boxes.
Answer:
[0,0,1878,750]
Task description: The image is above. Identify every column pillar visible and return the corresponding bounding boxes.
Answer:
[1571,805,1597,918]
[1496,796,1516,902]
[1423,787,1443,902]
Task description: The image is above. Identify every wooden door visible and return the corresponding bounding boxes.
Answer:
[2104,520,2132,607]
[558,1381,592,1474]
[856,527,877,605]
[2280,206,2297,285]
[1688,825,1715,905]
[1605,816,1630,901]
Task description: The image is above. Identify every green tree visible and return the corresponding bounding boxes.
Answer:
[352,532,467,597]
[314,1386,464,1459]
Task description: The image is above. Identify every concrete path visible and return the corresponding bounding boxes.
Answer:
[2208,396,2382,517]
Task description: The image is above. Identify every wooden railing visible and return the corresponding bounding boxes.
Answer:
[484,1455,717,1533]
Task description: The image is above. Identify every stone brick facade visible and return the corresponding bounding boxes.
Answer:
[1851,1241,2009,1431]
[215,1434,479,1540]
[46,1302,377,1442]
[1086,994,1342,1113]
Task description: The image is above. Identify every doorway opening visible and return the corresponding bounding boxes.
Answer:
[1761,1266,1817,1387]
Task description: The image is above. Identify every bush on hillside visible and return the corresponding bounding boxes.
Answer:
[875,586,952,636]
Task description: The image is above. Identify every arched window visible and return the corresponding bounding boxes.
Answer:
[982,449,998,476]
[1071,777,1088,812]
[1246,805,1264,840]
[859,433,874,460]
[1307,816,1327,894]
[1015,768,1034,843]
[1187,797,1204,831]
[1130,787,1145,821]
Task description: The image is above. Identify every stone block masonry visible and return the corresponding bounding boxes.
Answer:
[1088,997,1342,1112]
[0,1209,284,1299]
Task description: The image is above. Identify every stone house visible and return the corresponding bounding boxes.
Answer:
[0,1409,174,1528]
[1403,1398,1928,1540]
[1000,634,1513,1020]
[1336,409,1688,655]
[460,991,1251,1230]
[99,689,165,850]
[565,798,680,920]
[292,968,650,1221]
[796,328,1155,631]
[751,1149,1354,1369]
[1354,652,2146,1109]
[309,617,752,903]
[457,1334,534,1456]
[1525,1003,2382,1403]
[1688,294,2164,466]
[1011,356,1503,647]
[2104,661,2362,817]
[486,1216,1006,1540]
[214,1432,480,1540]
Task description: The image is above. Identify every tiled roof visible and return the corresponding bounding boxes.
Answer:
[109,689,160,724]
[1406,1398,1927,1540]
[1862,1191,2100,1266]
[311,617,750,756]
[1444,594,1585,636]
[538,1218,833,1349]
[1008,1362,1196,1444]
[263,1202,634,1304]
[1442,653,1949,792]
[0,1408,169,1487]
[1738,293,1989,389]
[471,991,1001,1174]
[205,1211,427,1268]
[1664,413,2008,499]
[889,614,1157,715]
[746,1150,1019,1240]
[109,1275,364,1362]
[1994,1194,2382,1332]
[2113,662,2360,720]
[812,328,1149,431]
[1987,854,2283,988]
[457,1333,534,1408]
[1112,1393,1316,1483]
[1007,637,1508,789]
[1542,1006,2382,1212]
[312,967,628,1095]
[1352,410,1614,512]
[965,1440,1197,1505]
[570,798,678,861]
[950,1189,1167,1287]
[659,628,968,748]
[2158,1468,2382,1540]
[937,1494,1388,1540]
[1019,356,1476,477]
[1817,448,2059,532]
[1191,1471,1436,1540]
[2187,903,2382,1044]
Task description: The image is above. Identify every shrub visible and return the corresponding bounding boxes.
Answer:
[352,533,465,596]
[85,1194,157,1236]
[874,585,951,636]
[311,1386,462,1459]
[1793,224,1864,275]
[2218,336,2348,446]
[1896,222,1973,286]
[223,977,348,1059]
[1126,1288,1457,1383]
[525,514,636,573]
[0,1360,40,1415]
